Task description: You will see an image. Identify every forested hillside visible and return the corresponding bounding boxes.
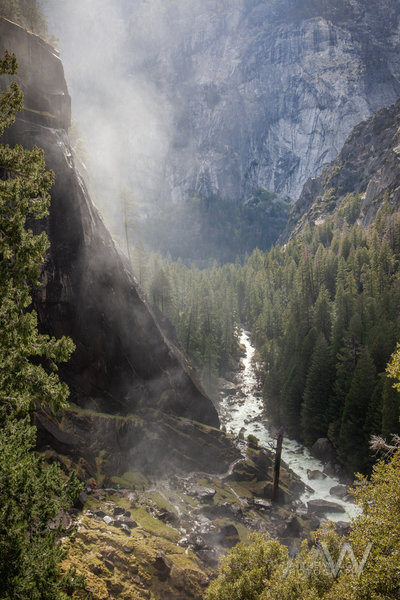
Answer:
[238,208,400,473]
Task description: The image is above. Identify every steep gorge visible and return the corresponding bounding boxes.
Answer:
[0,17,222,480]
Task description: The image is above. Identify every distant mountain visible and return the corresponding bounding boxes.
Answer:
[46,0,400,249]
[281,97,400,242]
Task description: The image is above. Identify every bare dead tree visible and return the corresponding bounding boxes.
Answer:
[370,434,400,459]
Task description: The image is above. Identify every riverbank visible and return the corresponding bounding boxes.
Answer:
[218,330,359,522]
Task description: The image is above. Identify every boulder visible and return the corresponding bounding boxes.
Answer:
[74,491,88,510]
[217,524,240,548]
[329,484,348,499]
[253,498,272,511]
[307,499,346,515]
[307,469,327,480]
[120,523,131,536]
[310,438,336,465]
[335,521,352,536]
[113,506,126,517]
[103,515,113,525]
[116,515,138,528]
[154,552,172,580]
[186,484,216,502]
[277,516,302,538]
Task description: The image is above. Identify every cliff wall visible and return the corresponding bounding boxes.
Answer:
[0,17,219,429]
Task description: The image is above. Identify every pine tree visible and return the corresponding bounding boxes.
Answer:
[338,348,376,472]
[301,334,333,446]
[0,53,83,598]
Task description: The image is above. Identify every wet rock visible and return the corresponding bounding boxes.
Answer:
[307,469,327,481]
[310,438,336,465]
[219,378,237,393]
[329,484,349,499]
[307,499,345,515]
[179,534,208,551]
[186,484,216,502]
[238,427,246,440]
[201,502,242,520]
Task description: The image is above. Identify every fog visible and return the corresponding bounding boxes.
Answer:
[44,0,176,235]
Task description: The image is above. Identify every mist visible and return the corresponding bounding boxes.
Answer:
[44,0,177,239]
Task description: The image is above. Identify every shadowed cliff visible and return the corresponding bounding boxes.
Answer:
[0,17,219,431]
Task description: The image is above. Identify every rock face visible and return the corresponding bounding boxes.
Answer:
[0,18,218,431]
[281,97,400,241]
[48,0,400,210]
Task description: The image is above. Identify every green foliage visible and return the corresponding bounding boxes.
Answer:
[247,434,259,448]
[0,54,83,598]
[386,342,400,391]
[207,447,400,599]
[132,251,240,397]
[238,210,400,473]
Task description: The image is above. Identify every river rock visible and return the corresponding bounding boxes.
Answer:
[307,469,327,480]
[329,484,349,499]
[219,378,237,393]
[307,499,346,515]
[310,438,336,465]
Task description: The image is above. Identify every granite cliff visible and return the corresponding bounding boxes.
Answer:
[280,97,400,241]
[48,0,400,211]
[0,18,222,479]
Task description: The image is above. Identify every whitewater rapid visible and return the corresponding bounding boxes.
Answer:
[218,330,359,522]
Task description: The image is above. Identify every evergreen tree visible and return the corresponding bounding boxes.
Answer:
[301,334,333,446]
[0,53,83,598]
[338,348,376,472]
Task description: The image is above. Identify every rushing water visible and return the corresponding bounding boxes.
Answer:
[218,330,359,522]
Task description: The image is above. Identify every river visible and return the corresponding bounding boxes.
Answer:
[218,330,359,522]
